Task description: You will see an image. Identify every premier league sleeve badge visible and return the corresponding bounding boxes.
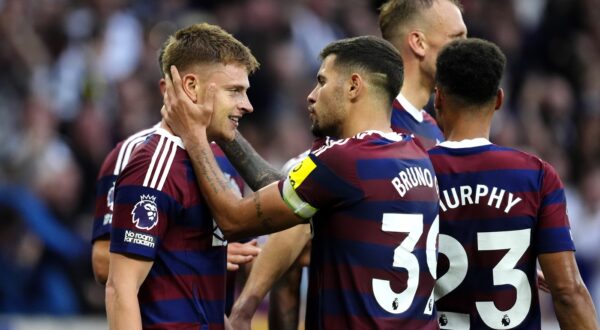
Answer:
[131,194,159,230]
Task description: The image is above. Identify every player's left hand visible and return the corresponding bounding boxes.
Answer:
[162,65,215,142]
[227,239,261,271]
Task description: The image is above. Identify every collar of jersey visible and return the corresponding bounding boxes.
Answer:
[154,127,185,149]
[439,138,492,149]
[396,93,424,123]
[355,130,404,142]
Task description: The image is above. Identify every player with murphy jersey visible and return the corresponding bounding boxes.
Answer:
[430,38,597,329]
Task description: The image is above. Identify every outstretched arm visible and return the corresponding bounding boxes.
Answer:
[538,251,599,329]
[229,224,311,330]
[217,132,284,191]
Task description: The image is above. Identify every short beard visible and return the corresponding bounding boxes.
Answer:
[311,122,341,138]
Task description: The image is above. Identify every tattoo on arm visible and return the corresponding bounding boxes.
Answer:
[218,132,284,190]
[253,190,274,232]
[193,145,229,194]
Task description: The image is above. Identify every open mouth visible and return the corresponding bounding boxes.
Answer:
[229,116,240,127]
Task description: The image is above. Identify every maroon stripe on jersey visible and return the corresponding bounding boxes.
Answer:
[440,191,539,220]
[144,323,224,330]
[319,263,435,298]
[160,226,215,251]
[361,179,439,202]
[139,274,226,303]
[326,215,435,251]
[322,314,438,330]
[432,150,542,173]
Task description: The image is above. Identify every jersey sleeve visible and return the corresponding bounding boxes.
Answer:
[278,149,363,220]
[91,146,120,242]
[534,161,575,254]
[109,154,180,260]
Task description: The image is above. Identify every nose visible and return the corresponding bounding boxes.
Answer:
[307,86,317,106]
[240,94,254,114]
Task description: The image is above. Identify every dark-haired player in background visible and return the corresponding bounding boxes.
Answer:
[105,22,260,329]
[430,37,598,329]
[162,35,440,329]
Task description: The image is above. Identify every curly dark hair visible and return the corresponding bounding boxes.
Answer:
[436,38,506,105]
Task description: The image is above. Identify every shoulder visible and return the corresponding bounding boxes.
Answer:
[282,150,311,173]
[119,129,186,192]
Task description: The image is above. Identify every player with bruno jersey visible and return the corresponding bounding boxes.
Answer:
[284,132,439,328]
[162,36,440,329]
[430,38,598,329]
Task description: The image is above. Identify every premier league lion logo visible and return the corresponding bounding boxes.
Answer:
[107,182,115,211]
[131,194,159,230]
[501,314,510,326]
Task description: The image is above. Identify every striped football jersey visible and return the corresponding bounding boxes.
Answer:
[391,94,444,150]
[429,138,575,329]
[279,130,440,329]
[110,128,242,329]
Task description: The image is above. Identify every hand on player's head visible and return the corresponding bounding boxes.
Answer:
[162,65,216,142]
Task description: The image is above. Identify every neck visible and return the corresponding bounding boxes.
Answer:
[443,111,493,142]
[400,62,433,109]
[340,100,392,138]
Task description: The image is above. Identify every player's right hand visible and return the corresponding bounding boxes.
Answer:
[227,239,261,271]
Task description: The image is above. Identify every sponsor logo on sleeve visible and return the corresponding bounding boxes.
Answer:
[124,230,155,248]
[131,194,159,230]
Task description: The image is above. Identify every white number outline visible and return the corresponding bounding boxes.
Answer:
[436,229,532,329]
[372,213,438,315]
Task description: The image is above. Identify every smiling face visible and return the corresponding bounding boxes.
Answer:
[197,63,253,142]
[307,55,346,138]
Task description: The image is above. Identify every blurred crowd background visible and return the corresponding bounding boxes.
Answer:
[0,0,599,327]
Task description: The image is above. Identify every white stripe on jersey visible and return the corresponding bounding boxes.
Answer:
[113,127,157,175]
[149,139,172,189]
[143,135,166,187]
[157,141,178,191]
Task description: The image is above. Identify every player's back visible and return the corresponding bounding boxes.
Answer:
[428,139,574,329]
[297,131,440,329]
[391,94,444,150]
[111,128,231,329]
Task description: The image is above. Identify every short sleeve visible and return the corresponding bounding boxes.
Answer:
[534,161,575,254]
[110,159,178,260]
[278,151,363,220]
[91,147,120,242]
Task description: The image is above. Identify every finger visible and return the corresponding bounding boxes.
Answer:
[164,67,176,103]
[169,65,184,99]
[227,254,254,265]
[203,83,217,112]
[227,262,240,271]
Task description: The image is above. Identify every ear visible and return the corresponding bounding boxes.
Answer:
[434,86,443,111]
[407,30,426,58]
[158,78,166,95]
[181,73,199,103]
[348,73,362,101]
[494,88,504,111]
